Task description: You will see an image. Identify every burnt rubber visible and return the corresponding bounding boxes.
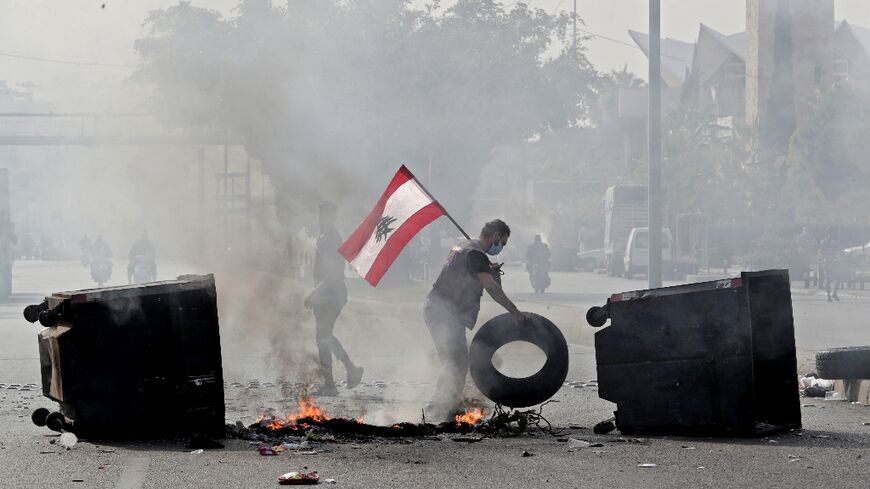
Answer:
[816,346,870,379]
[469,312,569,408]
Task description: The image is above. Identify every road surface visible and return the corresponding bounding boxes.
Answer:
[1,260,868,488]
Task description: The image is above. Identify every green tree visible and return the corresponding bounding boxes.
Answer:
[786,83,870,225]
[659,109,755,225]
[134,0,600,223]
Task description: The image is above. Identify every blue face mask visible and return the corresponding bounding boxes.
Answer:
[487,240,504,256]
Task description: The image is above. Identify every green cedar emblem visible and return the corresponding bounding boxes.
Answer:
[375,215,398,242]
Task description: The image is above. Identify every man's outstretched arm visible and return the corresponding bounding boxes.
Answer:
[478,272,525,326]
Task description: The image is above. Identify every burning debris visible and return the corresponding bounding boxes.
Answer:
[255,397,332,431]
[227,396,560,444]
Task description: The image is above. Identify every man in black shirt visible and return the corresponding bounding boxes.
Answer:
[304,202,364,396]
[424,219,525,420]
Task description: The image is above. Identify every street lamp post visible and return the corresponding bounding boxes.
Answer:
[648,0,663,288]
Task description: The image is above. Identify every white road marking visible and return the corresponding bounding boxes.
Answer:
[115,456,150,489]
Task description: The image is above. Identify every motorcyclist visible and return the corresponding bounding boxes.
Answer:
[525,234,551,293]
[127,230,156,284]
[79,234,93,267]
[92,236,112,262]
[90,236,113,286]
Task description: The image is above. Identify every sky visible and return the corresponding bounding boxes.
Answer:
[0,0,869,109]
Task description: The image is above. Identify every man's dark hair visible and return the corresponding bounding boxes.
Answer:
[480,219,510,238]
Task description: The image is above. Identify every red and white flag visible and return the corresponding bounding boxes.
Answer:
[339,165,445,286]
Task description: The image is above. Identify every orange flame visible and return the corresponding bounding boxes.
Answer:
[455,407,486,426]
[262,396,331,430]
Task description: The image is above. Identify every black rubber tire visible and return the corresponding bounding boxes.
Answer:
[469,312,569,408]
[816,346,870,379]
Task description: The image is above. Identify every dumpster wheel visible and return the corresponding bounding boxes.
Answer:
[816,346,870,379]
[469,312,569,408]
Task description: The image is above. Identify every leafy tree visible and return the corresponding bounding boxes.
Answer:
[134,0,599,224]
[786,83,870,225]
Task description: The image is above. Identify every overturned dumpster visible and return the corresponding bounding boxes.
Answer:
[23,274,224,439]
[586,270,800,436]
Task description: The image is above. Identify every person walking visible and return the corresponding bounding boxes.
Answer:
[304,202,364,396]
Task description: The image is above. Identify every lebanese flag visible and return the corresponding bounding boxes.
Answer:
[339,165,445,286]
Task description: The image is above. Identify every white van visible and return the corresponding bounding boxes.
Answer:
[623,227,673,279]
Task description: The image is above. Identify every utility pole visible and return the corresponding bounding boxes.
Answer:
[573,0,578,57]
[648,0,663,288]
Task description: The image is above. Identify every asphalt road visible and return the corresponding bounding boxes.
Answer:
[1,260,869,488]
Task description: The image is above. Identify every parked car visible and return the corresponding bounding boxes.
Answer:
[577,248,605,272]
[624,227,674,279]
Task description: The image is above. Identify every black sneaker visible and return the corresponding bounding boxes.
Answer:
[312,384,339,397]
[346,366,364,389]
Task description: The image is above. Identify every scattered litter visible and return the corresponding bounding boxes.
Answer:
[521,450,534,457]
[681,446,696,450]
[800,376,833,397]
[324,479,336,484]
[824,391,845,401]
[802,404,817,408]
[59,432,78,449]
[591,450,607,455]
[812,434,832,439]
[788,455,801,463]
[767,439,779,444]
[637,463,657,468]
[567,438,590,449]
[697,466,706,470]
[39,450,55,454]
[277,470,319,485]
[614,437,647,444]
[259,447,278,456]
[97,448,115,453]
[282,441,311,451]
[593,418,616,435]
[189,449,204,455]
[862,422,870,426]
[72,479,84,483]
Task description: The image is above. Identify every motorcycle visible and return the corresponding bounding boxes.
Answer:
[528,261,551,294]
[90,257,112,287]
[129,255,157,284]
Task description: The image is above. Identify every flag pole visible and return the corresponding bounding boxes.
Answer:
[408,168,471,240]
